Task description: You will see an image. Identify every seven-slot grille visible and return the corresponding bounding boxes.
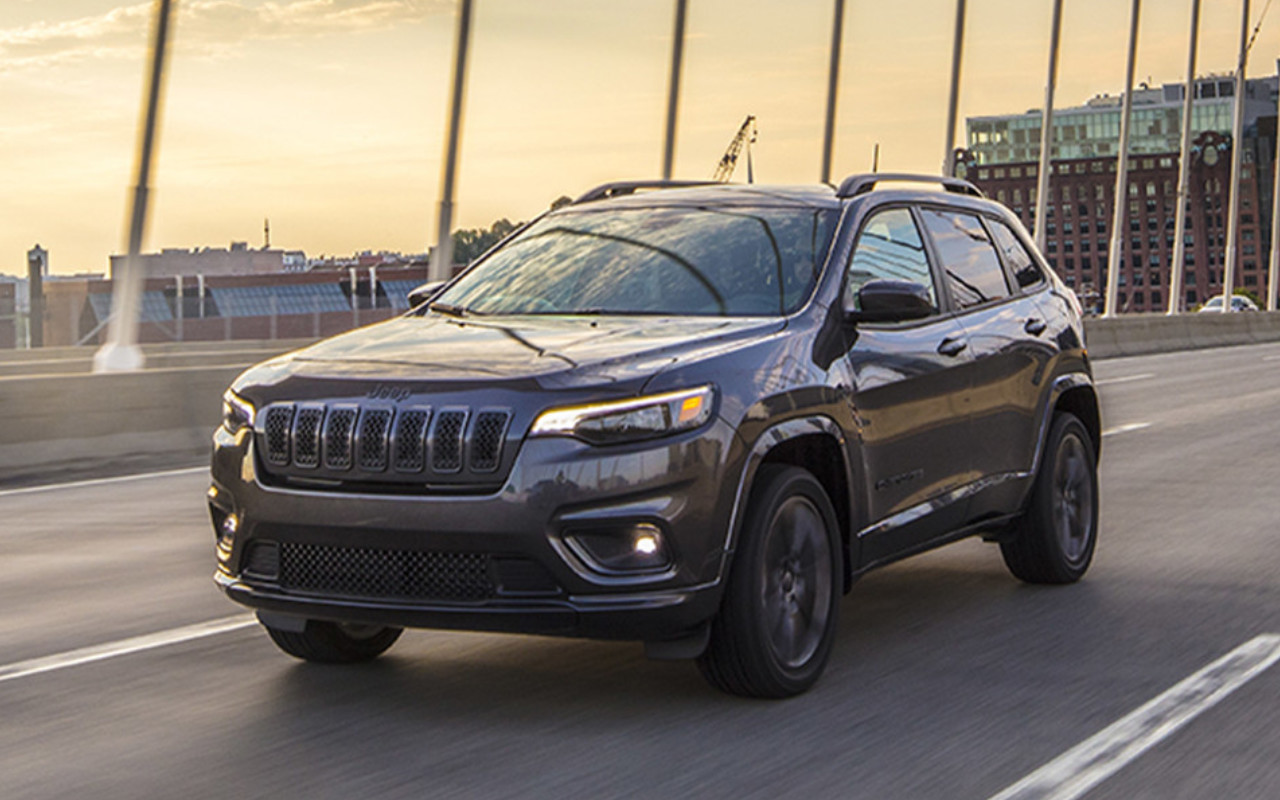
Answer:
[259,401,512,482]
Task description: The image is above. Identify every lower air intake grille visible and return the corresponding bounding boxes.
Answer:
[278,542,494,601]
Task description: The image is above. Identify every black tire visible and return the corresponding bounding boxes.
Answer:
[264,619,402,663]
[1001,412,1098,584]
[698,465,841,698]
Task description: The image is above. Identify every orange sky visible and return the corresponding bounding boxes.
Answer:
[1,0,1273,274]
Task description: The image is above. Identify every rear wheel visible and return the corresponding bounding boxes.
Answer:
[698,465,841,698]
[264,620,402,663]
[1001,412,1098,584]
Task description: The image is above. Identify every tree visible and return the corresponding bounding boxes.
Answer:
[449,196,570,265]
[451,218,522,265]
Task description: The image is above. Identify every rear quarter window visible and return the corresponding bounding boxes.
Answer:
[989,219,1046,290]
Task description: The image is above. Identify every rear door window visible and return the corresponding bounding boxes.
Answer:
[919,208,1011,310]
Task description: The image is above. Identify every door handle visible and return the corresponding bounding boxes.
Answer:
[937,337,967,357]
[1024,318,1047,336]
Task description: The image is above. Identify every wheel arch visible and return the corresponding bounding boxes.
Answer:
[727,416,856,593]
[1052,379,1101,463]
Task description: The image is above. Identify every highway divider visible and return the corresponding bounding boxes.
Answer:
[0,364,245,482]
[1082,311,1280,358]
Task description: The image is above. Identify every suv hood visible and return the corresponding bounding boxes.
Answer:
[234,313,784,392]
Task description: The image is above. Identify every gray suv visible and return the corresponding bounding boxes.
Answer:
[211,174,1100,698]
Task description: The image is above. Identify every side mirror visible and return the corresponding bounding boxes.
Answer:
[408,280,448,308]
[845,279,935,323]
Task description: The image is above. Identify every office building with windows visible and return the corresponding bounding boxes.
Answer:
[961,75,1279,312]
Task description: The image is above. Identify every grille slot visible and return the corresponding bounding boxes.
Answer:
[431,410,469,473]
[393,408,431,472]
[293,406,325,468]
[323,407,357,470]
[470,411,511,473]
[278,542,494,601]
[263,405,294,466]
[357,409,393,472]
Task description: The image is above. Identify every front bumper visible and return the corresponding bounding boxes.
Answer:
[210,418,740,641]
[215,569,721,640]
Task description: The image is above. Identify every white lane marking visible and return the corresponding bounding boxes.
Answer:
[988,633,1280,800]
[0,465,206,499]
[1095,373,1155,387]
[0,615,257,685]
[1101,422,1151,437]
[1261,354,1280,361]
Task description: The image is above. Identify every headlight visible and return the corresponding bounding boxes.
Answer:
[221,390,255,435]
[530,386,715,445]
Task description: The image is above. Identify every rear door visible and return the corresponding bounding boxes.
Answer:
[842,206,975,564]
[918,208,1056,519]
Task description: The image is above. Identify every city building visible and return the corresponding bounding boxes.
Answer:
[0,281,15,348]
[109,241,286,279]
[42,265,433,347]
[962,74,1280,312]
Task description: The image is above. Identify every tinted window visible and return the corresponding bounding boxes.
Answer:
[920,209,1011,309]
[989,220,1045,289]
[435,205,838,316]
[845,208,937,311]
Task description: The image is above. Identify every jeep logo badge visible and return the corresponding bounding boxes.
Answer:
[367,384,412,402]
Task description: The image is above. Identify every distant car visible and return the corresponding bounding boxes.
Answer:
[1199,294,1258,312]
[212,174,1100,698]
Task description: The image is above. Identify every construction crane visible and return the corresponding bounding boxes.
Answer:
[712,115,757,183]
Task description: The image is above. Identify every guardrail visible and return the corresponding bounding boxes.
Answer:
[2,314,1279,482]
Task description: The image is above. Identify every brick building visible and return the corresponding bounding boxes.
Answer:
[962,74,1279,312]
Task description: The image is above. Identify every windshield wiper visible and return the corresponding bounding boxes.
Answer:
[430,301,469,318]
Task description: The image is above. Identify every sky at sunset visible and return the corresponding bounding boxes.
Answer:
[1,0,1275,274]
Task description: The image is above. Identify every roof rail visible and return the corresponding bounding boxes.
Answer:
[574,180,722,205]
[835,173,984,199]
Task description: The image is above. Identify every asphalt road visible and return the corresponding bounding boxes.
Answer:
[3,342,1280,799]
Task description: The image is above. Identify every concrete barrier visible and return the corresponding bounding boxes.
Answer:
[0,338,315,376]
[0,365,245,482]
[1084,310,1280,358]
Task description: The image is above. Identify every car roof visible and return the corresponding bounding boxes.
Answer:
[565,183,842,211]
[563,179,1009,219]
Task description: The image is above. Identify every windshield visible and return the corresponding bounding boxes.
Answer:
[433,205,839,316]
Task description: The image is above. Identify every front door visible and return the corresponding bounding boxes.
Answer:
[842,206,976,565]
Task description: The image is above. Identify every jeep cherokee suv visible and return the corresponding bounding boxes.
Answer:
[211,174,1100,698]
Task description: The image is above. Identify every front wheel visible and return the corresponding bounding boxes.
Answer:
[698,465,841,698]
[1001,411,1098,584]
[264,619,402,663]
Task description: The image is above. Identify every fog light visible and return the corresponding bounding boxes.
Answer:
[565,523,672,575]
[221,513,239,538]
